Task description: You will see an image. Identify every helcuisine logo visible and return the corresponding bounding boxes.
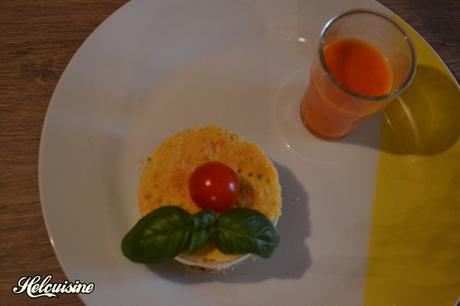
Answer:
[12,275,95,298]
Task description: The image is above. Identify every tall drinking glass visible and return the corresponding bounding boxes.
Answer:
[301,10,416,139]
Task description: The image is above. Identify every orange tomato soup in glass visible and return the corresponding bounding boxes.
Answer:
[301,38,394,139]
[324,38,393,96]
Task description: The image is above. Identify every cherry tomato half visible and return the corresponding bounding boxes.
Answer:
[189,162,239,212]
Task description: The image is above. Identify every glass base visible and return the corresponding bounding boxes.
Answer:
[300,106,354,140]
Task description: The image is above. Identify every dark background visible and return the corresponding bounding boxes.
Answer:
[1,1,458,305]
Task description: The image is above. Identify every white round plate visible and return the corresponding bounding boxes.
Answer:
[40,0,404,305]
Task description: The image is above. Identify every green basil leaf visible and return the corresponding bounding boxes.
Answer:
[193,209,217,229]
[214,208,279,258]
[188,230,209,255]
[121,206,192,263]
[188,209,217,255]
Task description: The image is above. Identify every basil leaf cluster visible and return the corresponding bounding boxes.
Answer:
[122,206,279,264]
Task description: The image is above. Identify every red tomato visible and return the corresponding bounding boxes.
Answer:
[189,162,239,212]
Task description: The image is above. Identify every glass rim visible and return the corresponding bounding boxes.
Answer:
[318,9,417,102]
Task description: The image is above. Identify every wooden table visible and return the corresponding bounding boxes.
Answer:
[1,1,458,305]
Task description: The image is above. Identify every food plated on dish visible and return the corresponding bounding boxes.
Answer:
[122,126,282,271]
